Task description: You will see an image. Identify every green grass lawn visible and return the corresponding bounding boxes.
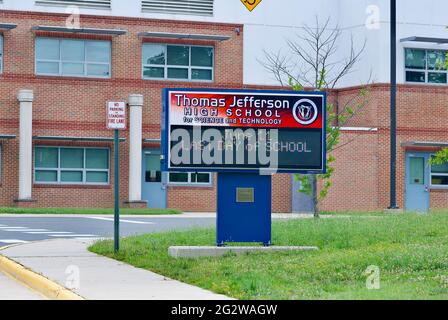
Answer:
[0,207,181,215]
[89,212,448,300]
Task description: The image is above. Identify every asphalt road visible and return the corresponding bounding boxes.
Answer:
[0,215,216,247]
[0,214,216,300]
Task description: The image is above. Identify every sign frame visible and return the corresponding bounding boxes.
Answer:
[161,88,327,174]
[106,101,127,130]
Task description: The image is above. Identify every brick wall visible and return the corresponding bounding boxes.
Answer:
[167,177,217,212]
[0,139,19,205]
[319,130,380,212]
[0,10,243,210]
[272,174,292,213]
[431,190,448,209]
[320,84,448,212]
[0,11,293,213]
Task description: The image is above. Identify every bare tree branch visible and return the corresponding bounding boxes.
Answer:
[260,16,372,217]
[260,16,367,91]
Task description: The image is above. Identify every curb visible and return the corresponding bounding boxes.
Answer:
[0,254,85,300]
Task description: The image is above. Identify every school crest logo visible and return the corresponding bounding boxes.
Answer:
[241,0,262,12]
[292,99,319,125]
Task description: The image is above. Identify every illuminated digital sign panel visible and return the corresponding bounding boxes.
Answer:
[162,89,326,174]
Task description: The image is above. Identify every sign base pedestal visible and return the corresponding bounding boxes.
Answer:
[217,172,272,247]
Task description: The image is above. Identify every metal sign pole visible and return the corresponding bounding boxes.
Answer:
[106,101,125,253]
[114,129,120,253]
[389,0,398,209]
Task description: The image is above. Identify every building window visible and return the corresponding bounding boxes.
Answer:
[142,44,213,81]
[168,172,211,185]
[0,35,3,73]
[431,156,448,187]
[144,153,162,183]
[34,147,110,185]
[35,38,111,78]
[405,48,447,84]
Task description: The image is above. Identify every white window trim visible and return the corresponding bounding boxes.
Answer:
[142,43,214,83]
[404,47,448,86]
[35,37,112,79]
[168,172,213,187]
[34,146,110,186]
[430,153,448,189]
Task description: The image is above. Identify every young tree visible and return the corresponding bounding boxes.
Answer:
[429,149,448,166]
[261,17,371,217]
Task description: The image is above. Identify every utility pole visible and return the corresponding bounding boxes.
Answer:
[389,0,398,209]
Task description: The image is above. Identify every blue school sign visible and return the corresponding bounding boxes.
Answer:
[162,88,326,245]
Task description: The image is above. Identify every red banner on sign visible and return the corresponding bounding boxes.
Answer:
[168,91,324,130]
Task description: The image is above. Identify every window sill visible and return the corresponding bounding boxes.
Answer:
[142,78,214,84]
[35,75,112,81]
[167,184,213,190]
[34,184,111,189]
[404,81,448,87]
[430,187,448,192]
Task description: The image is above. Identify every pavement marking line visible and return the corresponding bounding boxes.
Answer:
[0,254,84,300]
[0,227,28,229]
[48,234,97,238]
[3,229,48,232]
[25,231,72,235]
[0,240,29,244]
[85,216,155,225]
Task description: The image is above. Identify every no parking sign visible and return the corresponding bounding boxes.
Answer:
[107,101,126,130]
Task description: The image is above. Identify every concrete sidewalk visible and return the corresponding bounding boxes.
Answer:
[0,239,231,300]
[0,269,44,300]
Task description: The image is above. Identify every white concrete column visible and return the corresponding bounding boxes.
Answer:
[17,90,34,200]
[128,94,144,202]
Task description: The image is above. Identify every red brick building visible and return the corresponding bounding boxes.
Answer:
[0,5,447,213]
[319,84,448,212]
[0,9,294,212]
